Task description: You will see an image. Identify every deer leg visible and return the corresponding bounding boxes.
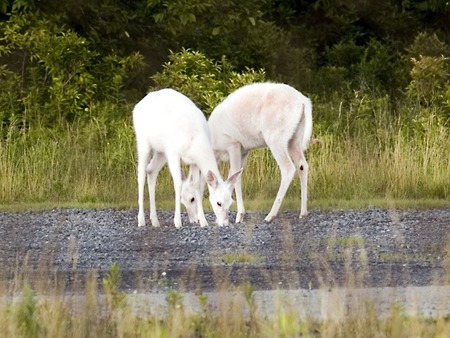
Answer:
[289,141,309,218]
[137,145,152,227]
[298,156,309,218]
[146,152,167,227]
[190,165,208,227]
[265,143,296,222]
[228,144,246,223]
[167,156,183,228]
[236,152,249,223]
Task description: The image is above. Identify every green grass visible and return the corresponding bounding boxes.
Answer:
[1,98,449,210]
[223,252,262,264]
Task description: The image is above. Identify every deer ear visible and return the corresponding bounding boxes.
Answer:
[226,168,243,189]
[206,170,219,189]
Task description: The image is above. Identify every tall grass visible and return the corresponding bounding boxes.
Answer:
[0,118,136,205]
[306,94,450,204]
[306,124,449,202]
[0,98,449,209]
[1,265,450,337]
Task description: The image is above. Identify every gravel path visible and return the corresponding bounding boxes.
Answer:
[0,208,449,293]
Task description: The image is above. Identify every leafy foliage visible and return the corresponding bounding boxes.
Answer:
[151,48,265,114]
[405,32,450,118]
[320,38,407,95]
[0,12,144,127]
[1,0,449,116]
[144,0,285,71]
[408,55,450,107]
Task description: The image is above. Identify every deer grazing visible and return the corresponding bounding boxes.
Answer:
[133,88,242,228]
[208,82,313,223]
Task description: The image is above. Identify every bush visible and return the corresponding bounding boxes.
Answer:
[407,32,450,58]
[404,32,450,119]
[407,55,450,108]
[0,65,21,133]
[150,48,266,114]
[316,39,407,96]
[0,12,144,126]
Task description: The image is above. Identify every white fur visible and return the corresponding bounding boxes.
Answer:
[208,82,313,222]
[133,88,242,228]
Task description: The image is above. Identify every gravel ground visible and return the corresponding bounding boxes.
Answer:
[0,208,449,293]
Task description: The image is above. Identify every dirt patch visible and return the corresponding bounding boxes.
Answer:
[0,208,449,292]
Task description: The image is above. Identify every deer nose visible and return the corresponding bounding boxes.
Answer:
[217,216,228,226]
[222,215,229,226]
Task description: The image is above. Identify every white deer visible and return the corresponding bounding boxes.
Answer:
[133,88,242,228]
[208,82,313,223]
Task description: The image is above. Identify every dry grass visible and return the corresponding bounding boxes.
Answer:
[1,101,449,211]
[1,260,450,337]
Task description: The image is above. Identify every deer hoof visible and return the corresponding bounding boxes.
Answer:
[235,212,245,223]
[264,214,276,222]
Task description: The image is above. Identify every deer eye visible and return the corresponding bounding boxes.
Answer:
[190,197,195,203]
[217,202,222,207]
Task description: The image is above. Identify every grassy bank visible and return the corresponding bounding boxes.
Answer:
[1,100,449,211]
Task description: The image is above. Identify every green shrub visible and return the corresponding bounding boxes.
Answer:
[316,39,407,96]
[0,12,144,126]
[405,32,450,118]
[407,55,450,109]
[0,65,21,132]
[407,32,450,58]
[151,48,266,114]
